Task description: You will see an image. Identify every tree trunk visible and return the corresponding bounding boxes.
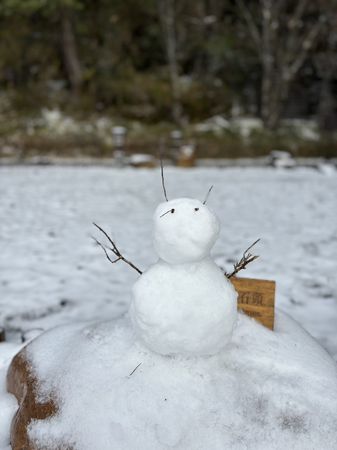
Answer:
[262,71,290,130]
[318,71,335,131]
[158,0,182,124]
[242,0,322,130]
[316,30,337,131]
[260,0,283,130]
[261,64,274,129]
[60,9,83,94]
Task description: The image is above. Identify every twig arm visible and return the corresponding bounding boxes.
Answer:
[93,223,143,275]
[225,239,260,279]
[91,237,121,264]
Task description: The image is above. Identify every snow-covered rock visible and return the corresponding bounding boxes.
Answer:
[128,153,156,168]
[7,311,337,450]
[268,150,296,168]
[0,342,23,449]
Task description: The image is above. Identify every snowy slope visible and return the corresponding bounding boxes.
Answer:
[0,165,336,359]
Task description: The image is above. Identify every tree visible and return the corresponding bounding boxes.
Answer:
[59,4,83,94]
[157,0,183,124]
[0,0,83,94]
[314,0,337,131]
[236,0,325,129]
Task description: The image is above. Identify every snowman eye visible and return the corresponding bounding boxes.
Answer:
[194,208,199,211]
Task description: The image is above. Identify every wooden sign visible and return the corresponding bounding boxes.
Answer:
[231,277,275,330]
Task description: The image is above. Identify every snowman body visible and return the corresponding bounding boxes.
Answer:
[130,198,237,356]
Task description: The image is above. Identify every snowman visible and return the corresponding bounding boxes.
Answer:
[129,196,237,356]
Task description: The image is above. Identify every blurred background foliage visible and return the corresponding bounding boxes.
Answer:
[0,0,336,158]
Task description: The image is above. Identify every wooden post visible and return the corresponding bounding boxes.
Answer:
[231,277,275,330]
[176,144,196,167]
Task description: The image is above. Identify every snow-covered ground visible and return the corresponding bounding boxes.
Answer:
[0,165,336,449]
[0,166,336,357]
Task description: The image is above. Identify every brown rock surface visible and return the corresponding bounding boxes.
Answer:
[6,349,57,450]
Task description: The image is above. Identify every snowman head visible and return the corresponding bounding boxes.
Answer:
[153,198,220,264]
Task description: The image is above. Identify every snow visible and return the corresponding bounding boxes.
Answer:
[131,197,237,355]
[0,165,336,448]
[194,116,264,137]
[0,166,336,351]
[282,119,320,141]
[128,153,155,166]
[231,117,263,137]
[23,311,337,450]
[193,116,321,141]
[0,166,336,353]
[318,162,336,176]
[194,115,230,134]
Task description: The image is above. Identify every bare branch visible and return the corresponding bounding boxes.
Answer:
[93,223,143,275]
[235,0,261,53]
[93,222,119,252]
[91,237,121,264]
[225,239,260,279]
[286,18,323,81]
[288,0,309,30]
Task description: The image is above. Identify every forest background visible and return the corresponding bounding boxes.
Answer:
[0,0,336,159]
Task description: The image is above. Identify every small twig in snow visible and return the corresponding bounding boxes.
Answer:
[225,239,260,279]
[93,223,143,275]
[129,362,142,377]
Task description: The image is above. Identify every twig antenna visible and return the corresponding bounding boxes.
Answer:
[203,185,214,205]
[159,140,168,202]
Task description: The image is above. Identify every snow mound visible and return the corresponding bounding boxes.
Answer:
[24,311,337,450]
